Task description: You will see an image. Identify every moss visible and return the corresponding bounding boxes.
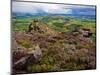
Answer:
[27,63,53,72]
[76,43,90,49]
[17,39,32,48]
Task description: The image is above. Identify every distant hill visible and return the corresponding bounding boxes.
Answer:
[12,12,96,20]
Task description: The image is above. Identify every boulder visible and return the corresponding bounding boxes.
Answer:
[13,44,42,66]
[82,28,93,37]
[28,44,42,60]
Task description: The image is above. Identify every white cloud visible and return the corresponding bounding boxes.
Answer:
[12,1,72,14]
[12,2,38,13]
[41,4,72,14]
[12,1,94,15]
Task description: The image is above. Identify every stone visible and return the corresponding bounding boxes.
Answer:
[27,44,42,60]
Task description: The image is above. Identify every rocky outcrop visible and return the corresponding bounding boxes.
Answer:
[27,19,58,36]
[82,28,93,37]
[71,27,93,38]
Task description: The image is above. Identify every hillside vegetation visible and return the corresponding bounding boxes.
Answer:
[12,16,96,74]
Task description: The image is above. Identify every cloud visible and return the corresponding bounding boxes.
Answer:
[12,1,95,15]
[12,1,72,14]
[41,4,72,14]
[12,2,39,13]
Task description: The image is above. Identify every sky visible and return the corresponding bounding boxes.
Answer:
[12,1,96,15]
